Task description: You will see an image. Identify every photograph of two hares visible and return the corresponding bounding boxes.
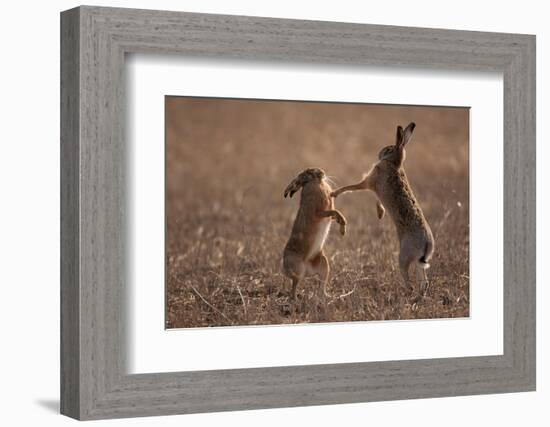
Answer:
[165,96,469,329]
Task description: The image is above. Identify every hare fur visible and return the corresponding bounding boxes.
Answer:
[331,123,434,289]
[283,168,347,300]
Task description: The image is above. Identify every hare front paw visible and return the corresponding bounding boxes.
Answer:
[336,216,347,235]
[376,201,386,220]
[339,223,347,236]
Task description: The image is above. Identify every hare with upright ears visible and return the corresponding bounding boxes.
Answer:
[331,123,434,289]
[283,168,347,300]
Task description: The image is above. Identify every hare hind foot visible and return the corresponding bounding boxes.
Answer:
[416,266,430,296]
[290,277,299,301]
[399,260,415,294]
[283,252,306,301]
[308,253,330,298]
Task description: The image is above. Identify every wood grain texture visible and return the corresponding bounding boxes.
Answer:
[60,5,536,420]
[60,7,80,419]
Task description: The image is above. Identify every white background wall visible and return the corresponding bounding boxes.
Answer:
[0,0,546,425]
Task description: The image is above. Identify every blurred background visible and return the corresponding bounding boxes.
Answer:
[166,96,469,328]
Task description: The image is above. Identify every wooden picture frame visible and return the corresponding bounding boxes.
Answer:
[60,5,536,420]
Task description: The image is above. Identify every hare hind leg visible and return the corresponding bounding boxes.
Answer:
[290,277,301,301]
[283,252,306,300]
[310,252,330,297]
[418,265,430,295]
[398,250,415,291]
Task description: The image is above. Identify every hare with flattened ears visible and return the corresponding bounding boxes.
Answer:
[282,168,347,301]
[331,123,434,290]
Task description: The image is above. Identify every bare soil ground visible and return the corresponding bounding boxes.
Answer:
[166,97,469,328]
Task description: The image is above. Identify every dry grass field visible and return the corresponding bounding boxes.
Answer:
[166,97,469,328]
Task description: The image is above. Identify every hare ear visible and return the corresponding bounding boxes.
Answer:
[400,122,416,147]
[395,126,404,146]
[284,176,301,198]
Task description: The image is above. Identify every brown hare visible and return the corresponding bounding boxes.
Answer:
[283,168,347,300]
[331,123,434,290]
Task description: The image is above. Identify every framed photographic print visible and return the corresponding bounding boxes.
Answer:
[61,6,536,420]
[164,98,471,329]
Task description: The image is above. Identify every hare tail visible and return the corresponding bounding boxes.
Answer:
[418,241,433,269]
[418,259,430,269]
